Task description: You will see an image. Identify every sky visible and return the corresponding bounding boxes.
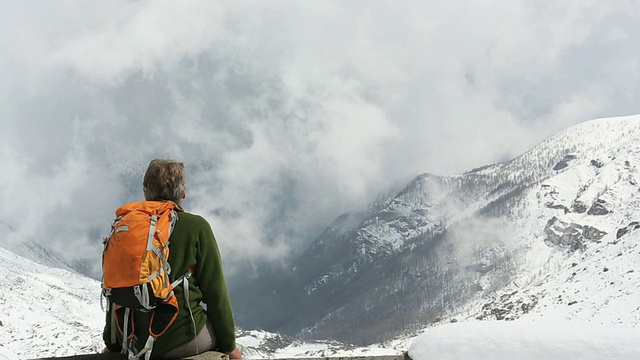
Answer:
[1,1,640,276]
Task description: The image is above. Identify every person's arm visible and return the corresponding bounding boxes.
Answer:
[195,218,239,355]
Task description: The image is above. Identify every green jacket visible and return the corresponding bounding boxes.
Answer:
[103,208,237,356]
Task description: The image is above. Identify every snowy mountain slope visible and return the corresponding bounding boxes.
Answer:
[0,246,104,358]
[402,132,640,354]
[233,115,640,344]
[475,225,640,325]
[0,345,18,360]
[474,142,640,324]
[358,115,640,261]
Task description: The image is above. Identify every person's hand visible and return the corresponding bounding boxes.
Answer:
[226,348,242,360]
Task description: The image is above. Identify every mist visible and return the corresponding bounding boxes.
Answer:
[1,1,640,276]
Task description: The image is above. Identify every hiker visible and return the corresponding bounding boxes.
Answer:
[103,158,242,360]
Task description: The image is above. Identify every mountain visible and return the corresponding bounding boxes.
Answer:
[232,115,640,344]
[0,246,104,358]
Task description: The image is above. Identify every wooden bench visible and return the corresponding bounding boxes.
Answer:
[35,352,409,360]
[34,351,229,360]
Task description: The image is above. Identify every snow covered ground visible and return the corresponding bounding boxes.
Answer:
[409,320,640,360]
[0,345,18,360]
[0,247,104,359]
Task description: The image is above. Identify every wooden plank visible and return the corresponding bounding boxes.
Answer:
[33,351,228,360]
[269,355,407,360]
[34,352,408,360]
[32,353,126,360]
[180,352,229,360]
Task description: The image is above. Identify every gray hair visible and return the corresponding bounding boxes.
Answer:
[142,159,186,202]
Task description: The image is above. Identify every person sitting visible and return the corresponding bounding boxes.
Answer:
[103,158,242,360]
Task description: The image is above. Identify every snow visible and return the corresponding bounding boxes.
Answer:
[0,247,105,358]
[235,329,404,360]
[270,343,400,359]
[0,345,18,360]
[409,319,640,360]
[237,334,263,348]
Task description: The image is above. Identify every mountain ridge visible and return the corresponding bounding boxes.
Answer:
[232,114,640,344]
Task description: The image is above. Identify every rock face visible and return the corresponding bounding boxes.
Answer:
[553,154,578,170]
[544,218,607,250]
[587,199,611,215]
[232,116,640,345]
[476,292,539,321]
[616,222,640,239]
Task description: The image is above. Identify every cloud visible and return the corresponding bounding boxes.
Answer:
[1,1,640,276]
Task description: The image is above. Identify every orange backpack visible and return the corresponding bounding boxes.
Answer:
[102,201,189,359]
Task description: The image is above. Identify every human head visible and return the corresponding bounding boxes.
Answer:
[143,158,186,204]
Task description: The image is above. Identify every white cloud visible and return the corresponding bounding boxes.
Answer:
[1,0,640,274]
[48,1,229,85]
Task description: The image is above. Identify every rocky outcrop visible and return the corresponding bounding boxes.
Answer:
[583,226,607,241]
[544,217,606,250]
[587,199,611,216]
[572,201,589,214]
[590,159,604,168]
[476,291,539,321]
[553,154,578,171]
[616,222,640,239]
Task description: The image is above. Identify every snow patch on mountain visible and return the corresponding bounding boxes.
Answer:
[0,247,104,358]
[0,345,18,360]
